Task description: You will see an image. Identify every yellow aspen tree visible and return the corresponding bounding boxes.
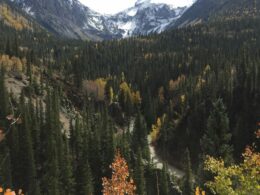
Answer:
[150,117,162,143]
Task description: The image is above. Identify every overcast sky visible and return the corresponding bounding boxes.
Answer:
[79,0,195,14]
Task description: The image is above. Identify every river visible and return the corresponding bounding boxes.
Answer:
[128,118,185,179]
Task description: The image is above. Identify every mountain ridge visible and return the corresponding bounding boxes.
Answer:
[171,0,260,28]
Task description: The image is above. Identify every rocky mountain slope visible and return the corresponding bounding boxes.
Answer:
[9,0,112,40]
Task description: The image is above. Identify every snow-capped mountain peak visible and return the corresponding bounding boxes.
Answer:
[106,0,187,38]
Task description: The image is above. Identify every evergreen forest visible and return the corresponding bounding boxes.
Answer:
[0,1,259,194]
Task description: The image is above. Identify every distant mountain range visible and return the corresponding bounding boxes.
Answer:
[4,0,188,40]
[1,0,258,40]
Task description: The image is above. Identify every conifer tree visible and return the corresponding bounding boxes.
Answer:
[77,159,94,195]
[30,99,41,173]
[160,164,169,195]
[86,112,103,194]
[41,89,61,195]
[5,39,11,56]
[132,111,149,160]
[13,34,19,57]
[60,136,75,195]
[134,148,146,195]
[0,67,8,119]
[0,144,12,189]
[200,99,233,164]
[75,116,94,195]
[101,117,115,176]
[8,125,19,187]
[182,149,193,195]
[26,52,32,83]
[0,68,9,186]
[17,94,40,195]
[72,115,83,161]
[119,127,131,166]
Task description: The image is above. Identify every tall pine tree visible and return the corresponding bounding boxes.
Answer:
[200,99,233,164]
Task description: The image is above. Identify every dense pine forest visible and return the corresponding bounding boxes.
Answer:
[0,0,260,194]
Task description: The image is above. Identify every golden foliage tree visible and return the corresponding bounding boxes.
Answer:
[150,117,162,143]
[102,151,136,195]
[196,130,260,195]
[132,91,142,105]
[0,187,24,195]
[120,82,132,100]
[0,3,32,31]
[195,187,205,195]
[168,75,186,92]
[0,55,25,72]
[95,78,107,101]
[204,139,260,195]
[150,114,167,143]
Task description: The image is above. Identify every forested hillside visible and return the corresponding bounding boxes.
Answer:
[0,1,259,194]
[172,0,260,28]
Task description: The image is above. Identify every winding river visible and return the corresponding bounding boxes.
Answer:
[128,118,184,179]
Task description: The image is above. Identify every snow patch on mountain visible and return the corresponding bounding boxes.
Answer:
[126,8,138,17]
[23,6,34,16]
[135,0,151,6]
[118,21,136,38]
